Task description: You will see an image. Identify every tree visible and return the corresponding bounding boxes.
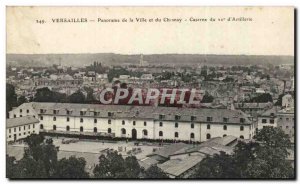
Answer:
[22,134,58,178]
[93,151,141,178]
[6,155,17,178]
[248,93,273,103]
[54,156,89,178]
[191,151,239,178]
[17,96,28,106]
[143,165,169,179]
[190,127,294,179]
[68,91,85,103]
[6,84,17,117]
[275,94,284,106]
[201,92,214,103]
[34,87,67,102]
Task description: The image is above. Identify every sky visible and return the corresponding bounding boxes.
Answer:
[7,7,294,55]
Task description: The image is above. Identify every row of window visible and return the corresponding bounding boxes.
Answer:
[8,131,35,138]
[42,124,112,134]
[262,119,275,124]
[8,124,35,133]
[206,124,244,131]
[41,116,246,131]
[19,109,30,113]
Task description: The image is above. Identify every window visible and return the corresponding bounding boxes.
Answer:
[143,129,148,136]
[207,124,210,129]
[19,127,21,131]
[122,120,125,125]
[20,115,22,117]
[108,112,112,117]
[133,121,136,126]
[66,126,70,131]
[80,126,83,132]
[175,122,178,128]
[27,109,29,113]
[190,133,194,139]
[223,125,227,130]
[20,109,22,113]
[9,129,11,133]
[262,119,267,123]
[121,128,126,135]
[240,118,245,123]
[191,116,196,121]
[94,119,97,123]
[94,127,97,133]
[14,128,16,132]
[28,125,30,129]
[19,133,21,136]
[80,111,84,116]
[175,115,181,121]
[191,123,194,129]
[159,114,165,120]
[53,110,57,114]
[40,109,43,113]
[108,128,112,133]
[66,110,70,115]
[53,117,56,121]
[80,118,83,123]
[159,131,163,136]
[40,124,43,129]
[144,121,147,126]
[159,122,163,127]
[206,133,211,139]
[53,125,56,130]
[175,132,179,138]
[223,118,228,122]
[94,112,97,116]
[240,126,244,131]
[223,134,227,137]
[286,126,289,129]
[108,119,111,124]
[14,114,16,118]
[270,119,274,124]
[67,117,70,122]
[24,132,26,135]
[240,135,244,139]
[207,117,213,122]
[24,126,25,130]
[286,118,289,121]
[40,116,43,120]
[270,113,275,116]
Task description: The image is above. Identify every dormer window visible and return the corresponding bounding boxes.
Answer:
[207,117,213,122]
[240,118,245,123]
[175,115,181,121]
[66,110,70,115]
[270,113,275,117]
[40,109,44,114]
[53,110,58,114]
[191,116,196,121]
[223,118,229,123]
[108,112,113,117]
[159,114,165,120]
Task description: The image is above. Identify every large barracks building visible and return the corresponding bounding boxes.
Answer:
[7,102,255,142]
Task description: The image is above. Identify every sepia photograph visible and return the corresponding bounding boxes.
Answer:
[5,6,295,179]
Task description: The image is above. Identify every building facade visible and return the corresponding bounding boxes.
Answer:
[8,102,256,142]
[6,116,40,142]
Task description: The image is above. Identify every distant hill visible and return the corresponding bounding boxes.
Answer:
[6,53,294,67]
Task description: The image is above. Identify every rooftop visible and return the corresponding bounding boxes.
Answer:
[6,116,39,128]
